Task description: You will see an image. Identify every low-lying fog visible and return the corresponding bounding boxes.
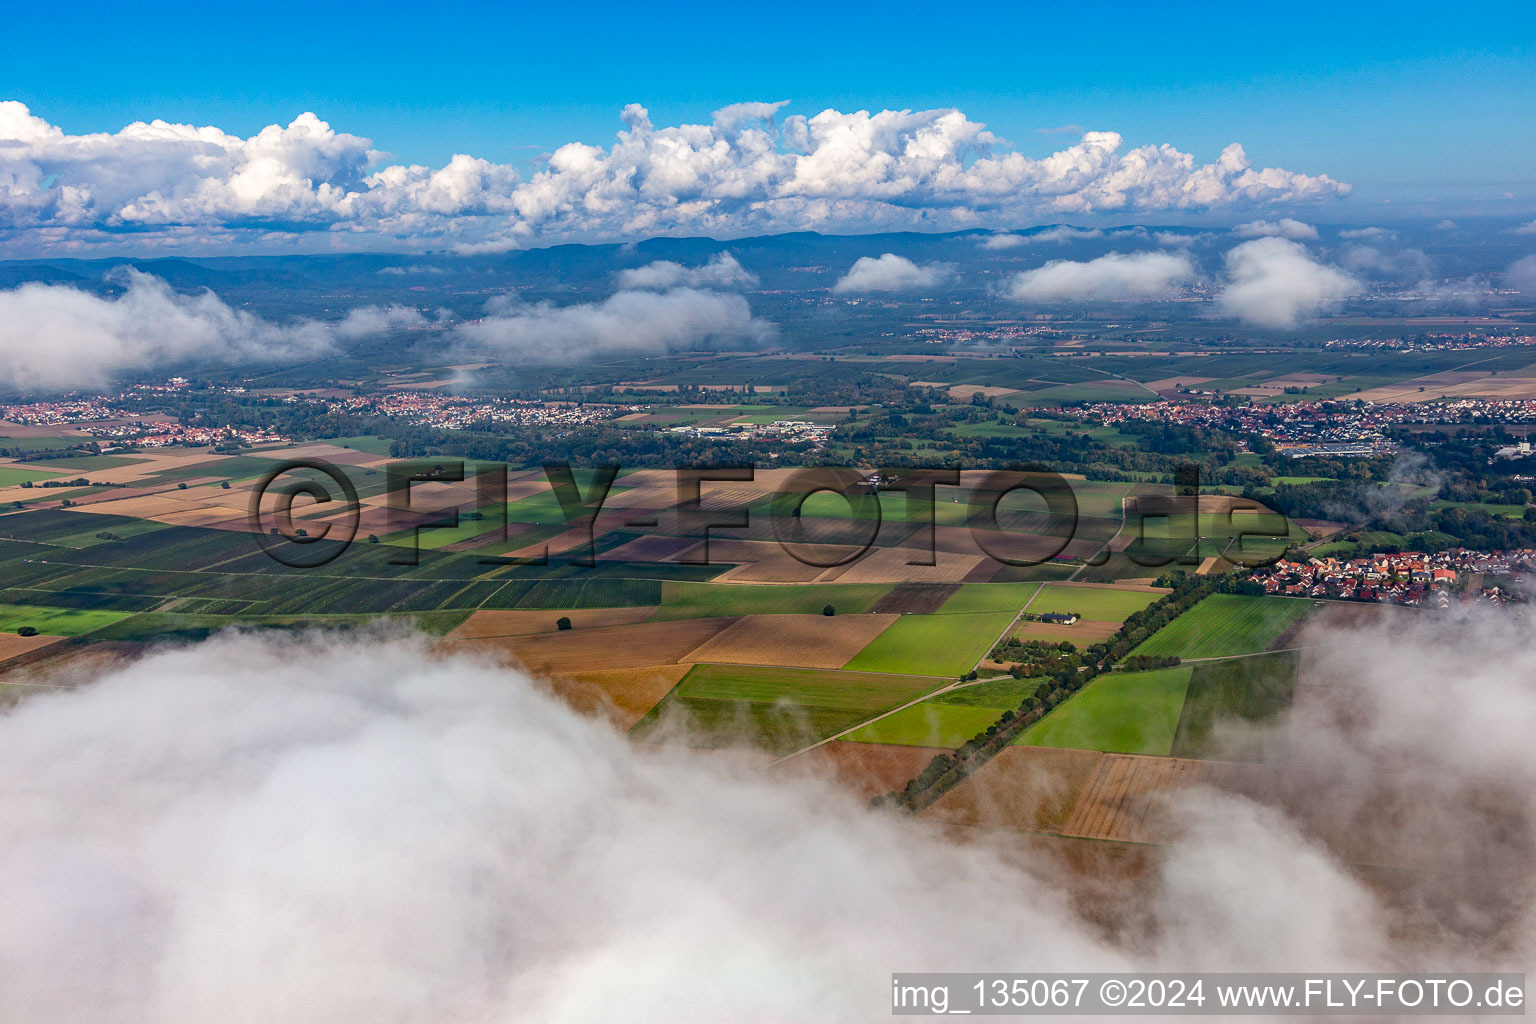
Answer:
[0,610,1531,1022]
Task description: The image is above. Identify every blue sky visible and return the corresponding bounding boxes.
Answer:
[6,0,1532,206]
[1,1,1533,257]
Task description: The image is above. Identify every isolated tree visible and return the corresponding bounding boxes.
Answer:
[822,604,835,616]
[220,481,231,489]
[177,482,188,490]
[556,616,573,631]
[368,534,380,544]
[17,626,37,637]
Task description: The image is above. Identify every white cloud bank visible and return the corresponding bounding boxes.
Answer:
[832,253,953,294]
[616,252,757,290]
[1233,217,1318,240]
[454,287,771,361]
[0,265,770,389]
[1507,254,1536,294]
[0,100,1350,255]
[1006,250,1195,301]
[1216,237,1360,328]
[0,269,420,390]
[1,608,1534,1020]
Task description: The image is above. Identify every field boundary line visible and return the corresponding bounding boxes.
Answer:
[762,675,995,768]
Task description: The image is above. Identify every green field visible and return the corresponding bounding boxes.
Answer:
[25,455,149,472]
[1014,666,1193,755]
[1028,584,1161,621]
[1131,594,1314,660]
[652,582,892,620]
[926,676,1042,708]
[631,664,941,754]
[842,611,1017,676]
[84,609,472,642]
[1171,651,1298,761]
[842,701,1008,747]
[316,435,394,456]
[935,582,1041,614]
[0,603,134,636]
[677,664,940,709]
[0,466,65,487]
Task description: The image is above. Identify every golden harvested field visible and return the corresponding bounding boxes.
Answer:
[537,664,691,728]
[450,607,659,639]
[450,616,737,673]
[1011,618,1121,644]
[0,633,66,665]
[683,613,900,669]
[776,740,952,801]
[923,746,1105,833]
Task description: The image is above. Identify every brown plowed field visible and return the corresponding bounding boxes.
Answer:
[449,616,737,673]
[683,613,899,669]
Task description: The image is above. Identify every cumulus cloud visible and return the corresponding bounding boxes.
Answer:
[831,253,953,294]
[1030,225,1105,243]
[453,287,771,362]
[0,269,353,390]
[1216,237,1360,327]
[977,233,1028,250]
[615,252,757,290]
[1515,219,1536,236]
[1339,226,1396,241]
[1341,243,1433,282]
[1507,254,1536,294]
[1,608,1534,1020]
[1005,250,1195,302]
[0,99,1351,254]
[1233,218,1319,240]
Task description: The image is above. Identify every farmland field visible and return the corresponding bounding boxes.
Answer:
[447,616,737,673]
[677,664,942,710]
[651,581,892,620]
[1131,594,1314,660]
[631,664,940,754]
[922,746,1105,833]
[0,603,133,636]
[683,613,900,670]
[1014,666,1193,756]
[1170,650,1299,761]
[935,582,1040,614]
[0,466,65,487]
[842,701,1010,748]
[1027,583,1162,621]
[775,741,953,801]
[842,611,1017,676]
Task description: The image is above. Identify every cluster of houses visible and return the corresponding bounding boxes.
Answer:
[1249,548,1534,607]
[85,422,288,448]
[320,392,637,431]
[666,419,835,448]
[1,398,124,426]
